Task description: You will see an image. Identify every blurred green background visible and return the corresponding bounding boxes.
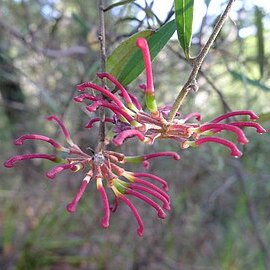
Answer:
[1,0,270,269]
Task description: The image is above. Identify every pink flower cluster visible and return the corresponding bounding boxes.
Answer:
[74,38,266,158]
[4,116,179,236]
[4,37,266,236]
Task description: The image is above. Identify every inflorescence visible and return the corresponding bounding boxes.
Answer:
[74,38,266,158]
[4,38,266,236]
[4,115,179,236]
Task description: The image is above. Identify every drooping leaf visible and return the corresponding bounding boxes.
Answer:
[229,70,270,92]
[106,20,176,86]
[174,0,194,58]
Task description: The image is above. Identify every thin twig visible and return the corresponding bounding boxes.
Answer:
[168,0,236,121]
[96,0,107,152]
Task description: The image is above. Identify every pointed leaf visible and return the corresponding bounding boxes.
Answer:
[174,0,194,58]
[107,20,176,86]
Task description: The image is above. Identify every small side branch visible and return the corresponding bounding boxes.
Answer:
[168,0,236,121]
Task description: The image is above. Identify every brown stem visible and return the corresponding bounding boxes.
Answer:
[97,0,107,152]
[168,0,236,122]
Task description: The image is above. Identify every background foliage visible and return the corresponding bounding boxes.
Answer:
[1,0,270,269]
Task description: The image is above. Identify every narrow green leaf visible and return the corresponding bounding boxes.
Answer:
[107,20,176,86]
[255,6,265,79]
[229,70,270,92]
[174,0,194,58]
[72,13,89,37]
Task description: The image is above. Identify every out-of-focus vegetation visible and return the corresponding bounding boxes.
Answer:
[1,0,270,269]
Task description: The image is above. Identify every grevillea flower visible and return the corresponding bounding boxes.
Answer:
[4,116,180,236]
[74,38,266,158]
